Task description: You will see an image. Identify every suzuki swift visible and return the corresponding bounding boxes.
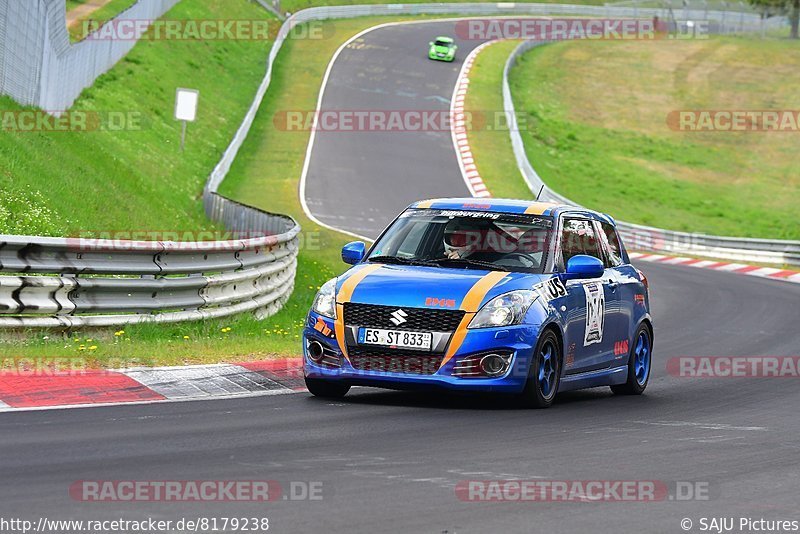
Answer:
[303,198,653,408]
[428,36,457,62]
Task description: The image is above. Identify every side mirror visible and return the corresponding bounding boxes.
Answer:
[453,45,458,50]
[342,241,366,265]
[429,41,434,46]
[565,254,604,279]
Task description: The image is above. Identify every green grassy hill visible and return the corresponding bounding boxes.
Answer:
[1,0,274,237]
[466,37,800,240]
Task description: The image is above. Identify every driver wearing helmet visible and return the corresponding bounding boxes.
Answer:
[443,219,482,259]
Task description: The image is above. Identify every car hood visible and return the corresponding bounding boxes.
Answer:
[337,264,549,313]
[433,45,452,54]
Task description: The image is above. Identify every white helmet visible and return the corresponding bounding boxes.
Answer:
[443,219,474,258]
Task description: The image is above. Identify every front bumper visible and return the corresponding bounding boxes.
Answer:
[302,311,538,394]
[428,51,454,62]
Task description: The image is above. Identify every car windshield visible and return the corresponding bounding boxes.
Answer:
[434,40,451,47]
[367,209,553,274]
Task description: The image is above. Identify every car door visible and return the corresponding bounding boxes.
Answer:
[598,221,644,367]
[557,217,619,374]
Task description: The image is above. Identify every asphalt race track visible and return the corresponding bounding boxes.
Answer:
[3,20,800,534]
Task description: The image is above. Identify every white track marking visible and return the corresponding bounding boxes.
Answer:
[631,420,768,432]
[687,260,717,268]
[716,263,749,271]
[0,389,297,414]
[745,267,781,277]
[631,254,800,284]
[660,256,693,265]
[449,40,497,198]
[122,363,288,399]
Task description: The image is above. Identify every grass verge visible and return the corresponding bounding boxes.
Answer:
[463,40,532,200]
[501,37,800,240]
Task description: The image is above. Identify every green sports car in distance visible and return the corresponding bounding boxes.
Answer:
[428,36,457,62]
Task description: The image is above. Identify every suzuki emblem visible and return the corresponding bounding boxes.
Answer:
[390,309,408,326]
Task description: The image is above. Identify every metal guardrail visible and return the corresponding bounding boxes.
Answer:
[0,3,791,329]
[0,209,300,328]
[502,40,800,266]
[282,2,783,30]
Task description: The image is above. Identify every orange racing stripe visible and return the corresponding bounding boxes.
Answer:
[439,271,508,369]
[334,264,383,360]
[524,202,559,215]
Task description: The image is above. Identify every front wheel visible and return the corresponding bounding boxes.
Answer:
[611,324,652,395]
[520,329,561,408]
[305,377,350,398]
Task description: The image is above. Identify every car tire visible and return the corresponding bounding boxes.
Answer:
[305,377,351,399]
[520,329,561,409]
[610,323,652,396]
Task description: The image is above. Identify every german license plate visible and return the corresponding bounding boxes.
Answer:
[358,328,432,350]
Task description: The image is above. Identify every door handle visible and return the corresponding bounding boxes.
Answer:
[608,281,619,291]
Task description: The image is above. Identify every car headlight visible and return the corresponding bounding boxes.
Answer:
[468,290,537,329]
[311,278,337,319]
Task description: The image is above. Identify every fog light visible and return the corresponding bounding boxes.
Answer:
[307,340,325,363]
[479,354,510,377]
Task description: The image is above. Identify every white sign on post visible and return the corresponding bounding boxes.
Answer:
[175,88,199,151]
[175,88,199,121]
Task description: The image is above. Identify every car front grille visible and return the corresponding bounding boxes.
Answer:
[343,303,465,332]
[348,347,443,375]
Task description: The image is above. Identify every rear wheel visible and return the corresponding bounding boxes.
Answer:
[305,377,350,399]
[611,324,652,395]
[520,329,561,408]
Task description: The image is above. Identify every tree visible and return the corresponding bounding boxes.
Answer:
[749,0,799,38]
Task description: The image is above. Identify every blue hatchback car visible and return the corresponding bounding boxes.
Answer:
[303,198,652,408]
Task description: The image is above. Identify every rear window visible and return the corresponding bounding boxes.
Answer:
[600,222,624,267]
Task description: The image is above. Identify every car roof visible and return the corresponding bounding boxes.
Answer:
[409,197,615,225]
[433,36,454,42]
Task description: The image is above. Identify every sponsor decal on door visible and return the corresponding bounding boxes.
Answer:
[583,281,605,346]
